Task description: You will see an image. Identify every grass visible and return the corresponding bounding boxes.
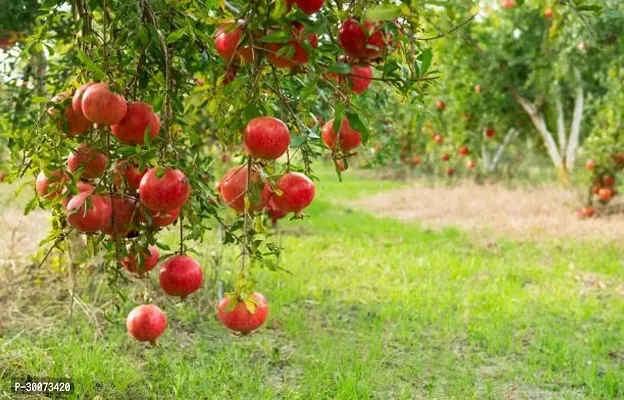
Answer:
[1,166,623,399]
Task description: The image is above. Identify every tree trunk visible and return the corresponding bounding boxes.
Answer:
[565,87,584,172]
[555,97,567,156]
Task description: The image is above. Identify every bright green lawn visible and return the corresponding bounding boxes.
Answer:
[1,168,623,399]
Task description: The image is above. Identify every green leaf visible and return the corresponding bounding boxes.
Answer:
[167,29,186,44]
[76,50,106,80]
[333,103,345,133]
[346,111,369,143]
[418,49,433,77]
[365,5,401,21]
[263,31,291,43]
[328,62,352,75]
[290,136,306,148]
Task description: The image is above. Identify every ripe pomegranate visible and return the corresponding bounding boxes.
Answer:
[321,119,362,152]
[243,117,291,160]
[446,168,455,177]
[433,134,444,144]
[484,127,496,139]
[217,292,269,333]
[286,0,324,14]
[411,156,421,166]
[441,153,451,162]
[435,100,446,111]
[159,255,203,299]
[466,159,477,169]
[103,196,138,237]
[222,66,238,85]
[272,172,315,214]
[140,207,180,228]
[71,82,94,119]
[36,170,67,199]
[214,22,244,62]
[544,8,553,19]
[126,304,167,344]
[474,85,482,94]
[60,106,91,137]
[586,159,597,171]
[122,245,159,277]
[113,160,146,191]
[67,145,108,180]
[218,166,271,213]
[265,23,317,68]
[577,206,595,219]
[459,146,470,156]
[338,18,386,60]
[603,175,616,187]
[139,167,189,212]
[81,83,128,125]
[597,187,614,203]
[66,192,112,233]
[501,0,515,9]
[266,199,287,225]
[111,102,160,145]
[349,64,373,94]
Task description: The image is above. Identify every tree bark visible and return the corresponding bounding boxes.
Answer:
[555,97,567,156]
[565,87,584,172]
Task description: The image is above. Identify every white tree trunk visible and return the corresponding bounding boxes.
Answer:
[514,93,564,169]
[565,87,584,172]
[555,97,567,155]
[481,142,493,173]
[492,128,520,168]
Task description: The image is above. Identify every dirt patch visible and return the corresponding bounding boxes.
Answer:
[353,182,624,241]
[0,209,50,263]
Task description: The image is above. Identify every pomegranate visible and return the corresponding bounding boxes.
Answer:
[139,167,189,212]
[214,22,243,62]
[71,82,94,119]
[441,153,451,162]
[159,255,203,299]
[66,192,112,233]
[321,118,362,152]
[265,23,317,68]
[459,146,470,156]
[597,187,614,203]
[586,159,597,171]
[577,206,595,219]
[266,198,287,225]
[81,83,128,125]
[140,207,180,228]
[67,145,108,180]
[435,100,446,111]
[244,117,291,160]
[466,159,477,169]
[286,0,324,14]
[446,168,455,177]
[103,196,138,237]
[111,102,160,145]
[349,64,373,94]
[272,172,315,214]
[218,166,271,213]
[60,106,91,137]
[126,304,167,344]
[411,156,421,166]
[338,18,386,60]
[603,175,616,187]
[475,85,483,94]
[113,160,146,191]
[433,134,444,144]
[484,127,496,139]
[501,0,515,9]
[122,245,160,277]
[544,8,553,20]
[217,292,269,333]
[36,170,67,200]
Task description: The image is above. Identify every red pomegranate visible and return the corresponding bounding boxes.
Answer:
[435,100,446,111]
[81,83,128,125]
[466,159,477,169]
[159,255,203,299]
[113,160,146,191]
[139,167,190,212]
[66,192,112,233]
[484,127,496,139]
[586,159,597,171]
[140,207,180,228]
[126,304,167,344]
[36,170,67,200]
[214,22,243,62]
[267,198,287,225]
[122,245,160,277]
[265,23,318,68]
[71,82,94,119]
[459,146,470,156]
[218,166,271,213]
[286,0,324,14]
[103,196,138,237]
[61,106,91,137]
[411,156,421,166]
[602,175,616,187]
[441,153,451,162]
[501,0,516,9]
[321,118,362,152]
[433,134,444,144]
[338,18,386,60]
[217,292,269,333]
[67,145,108,180]
[349,64,373,94]
[272,172,315,214]
[446,168,455,177]
[111,102,160,145]
[244,117,291,160]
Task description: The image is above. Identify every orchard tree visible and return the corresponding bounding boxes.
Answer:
[0,0,470,342]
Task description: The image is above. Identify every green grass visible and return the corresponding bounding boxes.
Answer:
[1,167,623,399]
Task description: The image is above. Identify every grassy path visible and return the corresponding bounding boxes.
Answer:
[1,170,623,399]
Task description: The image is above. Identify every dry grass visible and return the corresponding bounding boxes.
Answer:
[353,181,624,241]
